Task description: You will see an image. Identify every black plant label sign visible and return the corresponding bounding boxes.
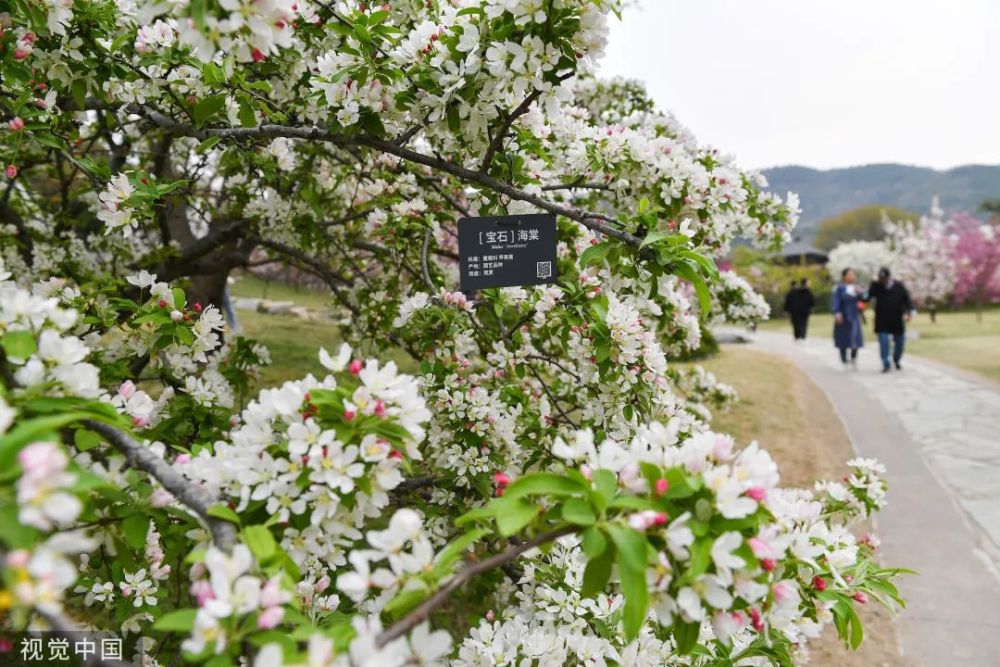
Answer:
[458,213,558,291]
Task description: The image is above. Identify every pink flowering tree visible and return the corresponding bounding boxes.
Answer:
[0,3,904,666]
[883,202,957,322]
[949,213,1000,320]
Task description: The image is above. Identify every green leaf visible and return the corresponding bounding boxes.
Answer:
[206,504,241,525]
[593,468,618,511]
[0,504,39,548]
[580,546,613,599]
[433,527,490,577]
[172,287,187,310]
[196,137,222,154]
[673,261,712,320]
[121,514,149,550]
[503,473,586,500]
[673,620,701,655]
[686,538,712,581]
[73,429,102,451]
[244,525,276,561]
[383,584,430,619]
[605,524,648,572]
[846,602,864,649]
[202,63,226,85]
[192,95,227,127]
[494,497,539,537]
[561,497,597,526]
[455,506,495,527]
[238,99,257,128]
[639,229,675,249]
[580,526,607,558]
[1,329,37,360]
[153,608,197,632]
[579,241,614,268]
[617,549,649,641]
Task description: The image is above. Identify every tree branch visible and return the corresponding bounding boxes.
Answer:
[82,421,237,551]
[375,526,575,648]
[133,108,645,251]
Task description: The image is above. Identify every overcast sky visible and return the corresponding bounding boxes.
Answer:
[599,0,1000,171]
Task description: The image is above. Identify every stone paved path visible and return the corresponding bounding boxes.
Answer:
[731,329,1000,667]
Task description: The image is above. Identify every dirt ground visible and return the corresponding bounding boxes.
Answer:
[692,345,904,667]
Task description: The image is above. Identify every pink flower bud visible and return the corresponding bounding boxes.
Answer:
[750,607,764,632]
[251,48,266,62]
[5,164,17,179]
[761,558,776,572]
[853,591,868,604]
[13,49,29,61]
[315,576,330,594]
[812,576,826,591]
[486,610,495,622]
[492,471,510,487]
[343,409,356,421]
[373,399,386,417]
[348,359,363,375]
[654,478,669,496]
[745,486,767,501]
[175,453,191,464]
[8,117,25,131]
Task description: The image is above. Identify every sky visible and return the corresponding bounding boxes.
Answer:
[599,0,1000,171]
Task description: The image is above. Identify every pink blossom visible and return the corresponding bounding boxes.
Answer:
[150,488,174,507]
[6,550,30,568]
[257,605,284,629]
[118,380,137,398]
[8,117,25,131]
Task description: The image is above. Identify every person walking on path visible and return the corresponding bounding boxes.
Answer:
[866,266,914,372]
[832,268,864,368]
[783,281,802,339]
[794,278,815,340]
[783,279,816,340]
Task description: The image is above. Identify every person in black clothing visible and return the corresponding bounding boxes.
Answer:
[866,267,914,372]
[783,281,800,338]
[795,278,815,339]
[783,279,815,340]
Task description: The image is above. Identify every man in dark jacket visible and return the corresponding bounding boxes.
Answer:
[783,279,815,340]
[866,267,914,372]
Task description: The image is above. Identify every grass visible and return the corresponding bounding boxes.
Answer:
[238,310,343,387]
[760,305,1000,382]
[230,272,337,312]
[678,347,852,487]
[237,310,415,388]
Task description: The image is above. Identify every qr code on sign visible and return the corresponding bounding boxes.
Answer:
[536,261,552,279]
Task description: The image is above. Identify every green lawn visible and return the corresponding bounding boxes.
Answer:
[238,310,415,388]
[230,272,337,312]
[760,306,1000,382]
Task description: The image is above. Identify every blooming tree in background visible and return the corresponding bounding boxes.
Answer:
[883,200,957,321]
[948,213,1000,320]
[826,240,895,286]
[0,2,904,666]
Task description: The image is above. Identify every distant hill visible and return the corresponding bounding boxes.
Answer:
[762,164,1000,241]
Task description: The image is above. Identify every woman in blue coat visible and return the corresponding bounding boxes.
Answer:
[831,268,864,368]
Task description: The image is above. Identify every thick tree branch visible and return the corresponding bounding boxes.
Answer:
[134,108,645,250]
[82,421,237,551]
[375,526,576,648]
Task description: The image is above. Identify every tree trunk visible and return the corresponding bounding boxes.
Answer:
[929,307,937,323]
